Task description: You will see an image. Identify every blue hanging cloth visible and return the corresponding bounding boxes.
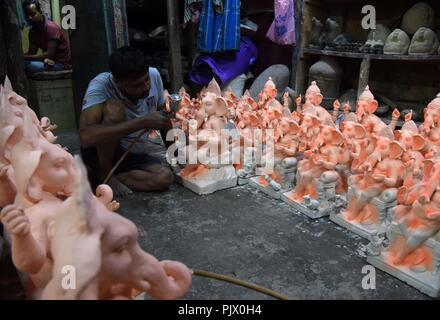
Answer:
[197,0,241,53]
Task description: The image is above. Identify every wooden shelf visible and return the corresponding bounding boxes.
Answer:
[301,48,440,62]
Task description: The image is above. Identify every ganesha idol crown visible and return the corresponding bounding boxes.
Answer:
[265,77,276,90]
[358,86,375,102]
[306,81,321,95]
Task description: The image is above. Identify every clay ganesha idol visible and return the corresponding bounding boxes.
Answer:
[1,100,119,298]
[175,79,238,195]
[367,156,440,298]
[249,82,299,197]
[421,93,440,156]
[41,156,192,300]
[0,81,192,300]
[282,123,349,219]
[0,77,58,207]
[331,128,405,239]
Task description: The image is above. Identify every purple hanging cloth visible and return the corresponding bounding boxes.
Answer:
[189,37,258,86]
[266,0,296,46]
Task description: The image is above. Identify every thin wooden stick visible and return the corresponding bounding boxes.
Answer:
[103,129,148,185]
[193,269,291,300]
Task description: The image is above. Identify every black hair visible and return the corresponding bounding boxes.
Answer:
[22,0,41,12]
[109,46,149,81]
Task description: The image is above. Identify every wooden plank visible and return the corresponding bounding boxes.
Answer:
[0,0,27,97]
[166,0,183,93]
[358,57,370,97]
[295,57,309,96]
[290,0,304,89]
[302,48,440,62]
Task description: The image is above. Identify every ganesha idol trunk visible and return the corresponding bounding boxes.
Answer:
[282,170,347,219]
[249,158,297,200]
[367,223,440,298]
[330,186,398,239]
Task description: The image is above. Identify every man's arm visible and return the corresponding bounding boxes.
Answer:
[79,103,170,148]
[26,44,38,56]
[24,40,57,61]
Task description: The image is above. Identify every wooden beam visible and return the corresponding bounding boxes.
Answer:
[166,0,183,93]
[357,57,370,98]
[290,0,303,89]
[0,0,27,97]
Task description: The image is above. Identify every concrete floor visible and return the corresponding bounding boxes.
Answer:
[58,131,432,300]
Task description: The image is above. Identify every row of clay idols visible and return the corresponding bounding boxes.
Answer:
[0,78,192,300]
[384,27,440,56]
[286,82,440,274]
[171,75,440,277]
[309,2,439,56]
[168,77,295,179]
[244,79,440,275]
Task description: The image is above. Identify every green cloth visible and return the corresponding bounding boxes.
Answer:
[184,0,203,24]
[212,0,224,14]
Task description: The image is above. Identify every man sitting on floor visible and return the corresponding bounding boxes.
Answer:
[79,46,174,196]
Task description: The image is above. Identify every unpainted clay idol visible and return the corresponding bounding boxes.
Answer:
[401,2,435,36]
[249,65,290,101]
[366,24,391,44]
[409,27,440,55]
[384,29,411,55]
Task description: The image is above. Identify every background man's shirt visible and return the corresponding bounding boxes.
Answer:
[28,17,72,69]
[82,67,166,154]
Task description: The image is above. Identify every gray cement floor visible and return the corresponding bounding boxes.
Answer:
[58,130,432,300]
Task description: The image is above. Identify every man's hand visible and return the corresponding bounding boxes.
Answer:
[144,111,172,130]
[1,205,30,237]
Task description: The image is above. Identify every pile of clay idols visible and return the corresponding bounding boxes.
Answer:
[0,78,192,300]
[171,77,440,298]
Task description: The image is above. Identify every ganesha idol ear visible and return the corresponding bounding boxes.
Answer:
[249,114,260,127]
[226,99,235,109]
[371,134,379,146]
[412,134,426,151]
[423,159,435,179]
[366,100,378,114]
[353,124,367,139]
[289,121,300,134]
[215,97,228,117]
[42,155,103,300]
[389,141,404,159]
[331,129,344,145]
[312,116,321,127]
